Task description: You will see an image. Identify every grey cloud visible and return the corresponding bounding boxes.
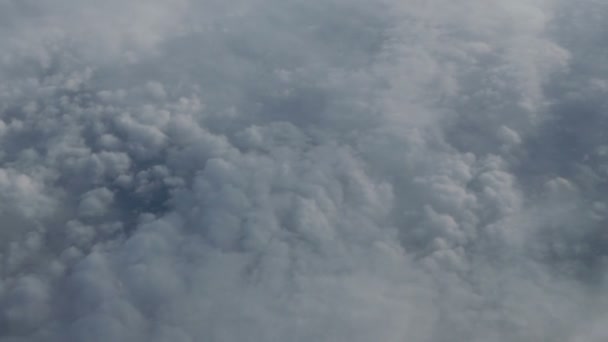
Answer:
[0,0,607,341]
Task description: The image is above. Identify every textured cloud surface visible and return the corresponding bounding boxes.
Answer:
[1,0,607,341]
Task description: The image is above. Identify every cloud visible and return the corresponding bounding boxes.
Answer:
[0,0,607,341]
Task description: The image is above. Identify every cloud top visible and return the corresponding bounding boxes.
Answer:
[0,0,607,341]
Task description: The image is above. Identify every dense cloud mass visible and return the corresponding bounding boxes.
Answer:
[0,0,607,341]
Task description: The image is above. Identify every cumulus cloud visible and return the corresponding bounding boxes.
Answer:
[0,0,607,341]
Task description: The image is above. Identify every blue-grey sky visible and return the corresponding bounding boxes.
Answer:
[0,0,607,341]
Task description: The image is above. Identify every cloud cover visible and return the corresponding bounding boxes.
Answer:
[0,0,607,341]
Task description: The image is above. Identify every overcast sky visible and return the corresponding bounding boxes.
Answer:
[0,0,607,341]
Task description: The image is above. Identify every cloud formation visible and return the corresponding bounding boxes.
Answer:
[0,0,607,341]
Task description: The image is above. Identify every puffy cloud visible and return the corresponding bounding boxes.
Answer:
[0,0,607,341]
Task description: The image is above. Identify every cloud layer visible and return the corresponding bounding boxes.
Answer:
[0,0,607,341]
